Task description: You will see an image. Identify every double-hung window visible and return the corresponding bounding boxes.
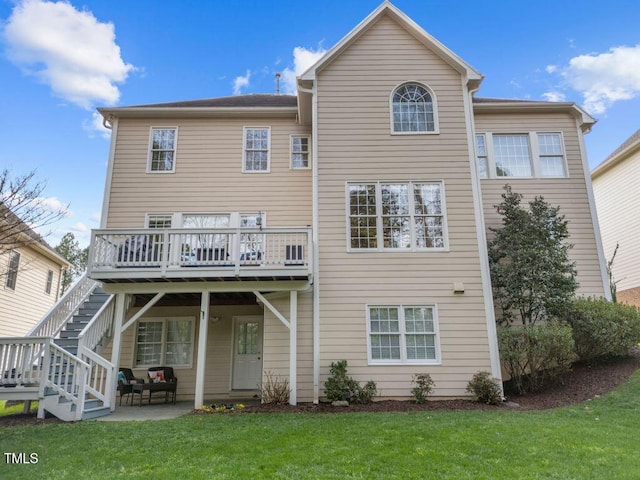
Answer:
[243,127,270,172]
[5,251,20,290]
[148,127,177,172]
[368,305,440,364]
[291,135,310,169]
[348,181,446,251]
[45,270,54,295]
[135,318,194,367]
[476,132,567,178]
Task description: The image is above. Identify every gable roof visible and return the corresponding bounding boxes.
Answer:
[592,128,640,179]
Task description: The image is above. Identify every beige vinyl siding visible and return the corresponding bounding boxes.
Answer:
[475,111,606,298]
[593,151,640,293]
[107,117,311,228]
[316,14,493,397]
[0,246,63,336]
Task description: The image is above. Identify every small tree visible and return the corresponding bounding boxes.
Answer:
[488,185,578,326]
[607,242,619,303]
[54,232,89,294]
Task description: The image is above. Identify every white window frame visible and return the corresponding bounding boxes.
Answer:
[45,270,54,295]
[389,81,439,135]
[5,251,20,290]
[146,214,173,229]
[290,135,311,169]
[147,127,178,173]
[366,304,441,365]
[243,126,271,173]
[346,181,449,252]
[134,317,195,368]
[475,133,488,179]
[477,131,569,179]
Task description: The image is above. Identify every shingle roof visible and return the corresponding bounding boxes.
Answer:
[128,94,298,109]
[601,128,640,165]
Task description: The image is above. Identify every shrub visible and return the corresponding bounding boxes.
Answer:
[259,371,290,404]
[565,298,640,362]
[324,360,377,404]
[466,371,502,405]
[498,322,575,394]
[411,373,435,404]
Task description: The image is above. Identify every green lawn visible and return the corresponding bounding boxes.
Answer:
[1,373,640,480]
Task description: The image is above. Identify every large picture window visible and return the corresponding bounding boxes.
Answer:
[368,305,440,364]
[135,318,194,367]
[148,127,177,172]
[348,181,446,251]
[391,83,437,134]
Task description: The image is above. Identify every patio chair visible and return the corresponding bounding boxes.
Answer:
[146,366,178,404]
[117,368,144,405]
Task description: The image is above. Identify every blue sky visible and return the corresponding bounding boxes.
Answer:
[1,0,639,247]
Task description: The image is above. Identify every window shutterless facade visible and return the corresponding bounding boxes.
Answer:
[367,305,440,364]
[134,318,194,367]
[5,251,20,290]
[291,135,310,169]
[347,181,447,251]
[148,127,177,173]
[243,127,270,172]
[476,132,567,179]
[45,270,54,295]
[390,83,438,134]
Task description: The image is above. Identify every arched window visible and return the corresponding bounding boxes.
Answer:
[391,83,437,133]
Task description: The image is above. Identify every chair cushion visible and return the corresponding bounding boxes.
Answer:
[118,371,128,385]
[149,370,166,383]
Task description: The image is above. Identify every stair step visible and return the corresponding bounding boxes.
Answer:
[82,406,111,420]
[84,398,101,410]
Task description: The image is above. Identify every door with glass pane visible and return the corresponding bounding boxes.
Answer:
[182,214,230,264]
[232,316,263,389]
[239,214,264,265]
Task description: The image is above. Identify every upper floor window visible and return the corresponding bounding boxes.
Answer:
[5,251,20,290]
[243,127,270,173]
[391,83,437,134]
[147,214,173,229]
[348,181,447,251]
[476,132,567,179]
[45,270,54,295]
[291,135,310,169]
[148,127,177,173]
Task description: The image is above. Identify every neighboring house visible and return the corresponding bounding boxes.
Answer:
[592,129,640,305]
[0,208,69,337]
[31,1,604,411]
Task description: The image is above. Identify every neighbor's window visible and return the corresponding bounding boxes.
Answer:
[391,83,436,133]
[368,305,439,364]
[135,318,193,367]
[45,270,54,295]
[493,134,532,177]
[5,251,20,290]
[537,133,566,177]
[348,182,446,250]
[244,127,270,172]
[148,127,177,172]
[475,134,488,179]
[291,136,310,169]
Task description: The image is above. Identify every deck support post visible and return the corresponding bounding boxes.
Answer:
[110,293,127,411]
[289,290,297,405]
[195,291,210,409]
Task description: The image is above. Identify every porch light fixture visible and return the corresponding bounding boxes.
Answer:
[256,213,263,230]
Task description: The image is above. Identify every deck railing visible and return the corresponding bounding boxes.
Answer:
[0,337,49,388]
[89,227,312,278]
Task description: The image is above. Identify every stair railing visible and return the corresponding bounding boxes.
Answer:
[45,343,90,421]
[0,337,49,388]
[77,295,115,354]
[28,274,99,339]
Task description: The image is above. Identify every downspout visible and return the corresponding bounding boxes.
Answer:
[298,82,320,404]
[462,76,503,387]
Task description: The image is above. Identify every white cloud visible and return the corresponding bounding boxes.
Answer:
[70,221,90,237]
[3,0,135,109]
[82,112,111,139]
[281,46,327,94]
[559,44,640,114]
[37,196,70,215]
[233,70,251,95]
[90,212,101,223]
[542,91,566,102]
[545,65,557,74]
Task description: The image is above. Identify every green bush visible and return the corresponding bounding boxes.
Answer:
[411,373,435,404]
[498,322,574,394]
[466,371,502,405]
[565,298,640,361]
[323,360,377,404]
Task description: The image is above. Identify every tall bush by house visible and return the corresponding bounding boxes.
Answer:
[565,298,640,362]
[498,322,575,394]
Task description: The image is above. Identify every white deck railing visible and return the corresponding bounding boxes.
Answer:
[88,227,312,278]
[0,337,49,388]
[28,274,99,338]
[46,343,90,421]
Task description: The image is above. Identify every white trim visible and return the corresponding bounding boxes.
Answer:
[311,80,320,405]
[146,126,178,174]
[365,304,442,366]
[463,82,502,383]
[145,213,174,228]
[102,280,311,295]
[576,118,611,300]
[289,290,297,405]
[290,134,312,169]
[195,292,210,409]
[389,81,440,135]
[345,180,449,252]
[242,126,271,173]
[133,316,196,369]
[100,117,118,228]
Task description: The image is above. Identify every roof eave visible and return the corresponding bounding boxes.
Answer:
[98,106,299,120]
[592,136,640,179]
[473,101,596,131]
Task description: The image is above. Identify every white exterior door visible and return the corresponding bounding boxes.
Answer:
[232,316,263,389]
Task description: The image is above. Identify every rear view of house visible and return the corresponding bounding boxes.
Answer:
[0,1,608,420]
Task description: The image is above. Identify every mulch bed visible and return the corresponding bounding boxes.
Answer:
[2,351,639,425]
